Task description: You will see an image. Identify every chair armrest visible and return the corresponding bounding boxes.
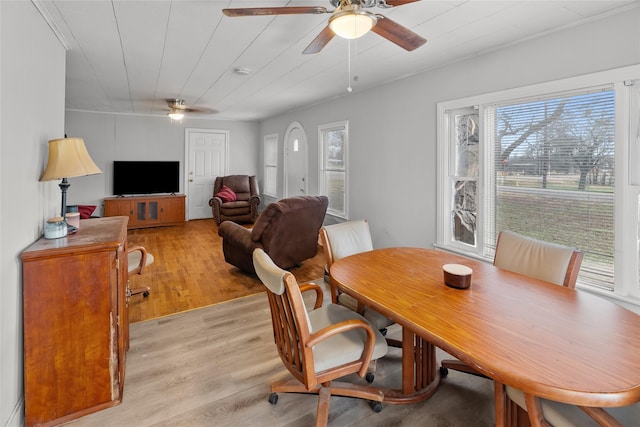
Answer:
[579,406,624,427]
[128,245,149,275]
[306,318,376,377]
[523,393,553,427]
[299,282,324,309]
[209,196,222,207]
[218,221,254,250]
[249,195,260,221]
[209,196,223,225]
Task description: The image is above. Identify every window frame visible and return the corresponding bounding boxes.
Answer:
[263,133,278,197]
[318,120,349,219]
[436,65,640,304]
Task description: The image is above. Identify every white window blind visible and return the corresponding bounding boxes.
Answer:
[484,90,616,289]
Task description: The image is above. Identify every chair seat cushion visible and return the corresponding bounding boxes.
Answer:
[337,293,394,331]
[220,201,251,218]
[308,303,388,373]
[506,386,640,427]
[127,251,154,273]
[221,200,250,209]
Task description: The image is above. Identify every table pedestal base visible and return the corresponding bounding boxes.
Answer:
[381,327,441,404]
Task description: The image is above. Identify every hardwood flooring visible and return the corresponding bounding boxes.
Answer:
[126,219,326,323]
[65,281,494,427]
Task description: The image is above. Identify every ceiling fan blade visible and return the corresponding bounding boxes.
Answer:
[223,6,327,17]
[302,26,336,54]
[371,15,426,51]
[385,0,421,6]
[185,107,217,114]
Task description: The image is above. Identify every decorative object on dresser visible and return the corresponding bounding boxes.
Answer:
[209,175,260,225]
[218,195,328,274]
[39,137,102,226]
[21,217,129,427]
[104,194,186,229]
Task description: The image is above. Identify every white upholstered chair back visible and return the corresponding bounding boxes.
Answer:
[253,248,312,329]
[320,220,395,332]
[321,220,374,268]
[493,230,583,288]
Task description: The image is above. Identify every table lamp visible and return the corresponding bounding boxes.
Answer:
[40,138,102,225]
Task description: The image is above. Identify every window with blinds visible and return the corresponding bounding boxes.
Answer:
[438,69,640,300]
[485,90,615,290]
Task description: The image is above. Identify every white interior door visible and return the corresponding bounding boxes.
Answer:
[284,122,308,197]
[185,128,228,219]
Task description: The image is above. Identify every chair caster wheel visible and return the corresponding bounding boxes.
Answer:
[268,392,278,405]
[365,372,375,383]
[439,367,449,378]
[370,401,382,413]
[143,291,150,298]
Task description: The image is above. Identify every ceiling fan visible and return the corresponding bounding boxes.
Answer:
[223,0,427,54]
[165,99,215,120]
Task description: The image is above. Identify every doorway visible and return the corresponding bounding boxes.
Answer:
[284,121,308,197]
[184,128,229,220]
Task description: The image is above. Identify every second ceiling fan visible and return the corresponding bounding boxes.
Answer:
[223,0,427,54]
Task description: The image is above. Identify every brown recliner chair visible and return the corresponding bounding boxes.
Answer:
[218,195,328,274]
[209,175,260,225]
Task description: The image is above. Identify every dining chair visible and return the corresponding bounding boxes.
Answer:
[502,386,640,427]
[252,248,387,427]
[319,220,395,336]
[440,230,583,378]
[127,245,154,297]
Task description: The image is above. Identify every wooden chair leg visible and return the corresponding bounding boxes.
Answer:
[315,386,331,427]
[328,381,384,402]
[271,377,319,395]
[129,286,151,297]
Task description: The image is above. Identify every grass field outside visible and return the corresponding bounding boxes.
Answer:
[496,176,614,289]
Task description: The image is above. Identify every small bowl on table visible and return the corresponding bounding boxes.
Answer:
[443,264,473,289]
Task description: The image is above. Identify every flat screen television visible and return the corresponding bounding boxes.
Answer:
[113,161,180,195]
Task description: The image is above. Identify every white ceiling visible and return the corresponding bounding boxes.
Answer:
[37,0,639,121]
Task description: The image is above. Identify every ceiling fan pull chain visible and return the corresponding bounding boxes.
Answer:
[347,40,353,93]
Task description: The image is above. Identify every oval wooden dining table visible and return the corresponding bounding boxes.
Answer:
[329,247,640,426]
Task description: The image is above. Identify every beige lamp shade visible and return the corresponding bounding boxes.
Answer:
[40,138,102,181]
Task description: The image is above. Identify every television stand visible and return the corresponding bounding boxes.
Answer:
[104,194,186,229]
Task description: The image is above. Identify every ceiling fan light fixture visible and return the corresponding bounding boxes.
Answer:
[168,110,184,121]
[329,10,376,39]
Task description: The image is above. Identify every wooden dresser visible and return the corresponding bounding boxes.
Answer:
[21,217,129,427]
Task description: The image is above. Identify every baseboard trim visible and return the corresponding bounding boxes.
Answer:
[4,397,24,427]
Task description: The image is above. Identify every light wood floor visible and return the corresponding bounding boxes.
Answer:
[65,281,495,427]
[126,219,326,323]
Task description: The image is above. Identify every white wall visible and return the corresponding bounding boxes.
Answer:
[64,111,260,216]
[259,7,640,250]
[1,3,66,426]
